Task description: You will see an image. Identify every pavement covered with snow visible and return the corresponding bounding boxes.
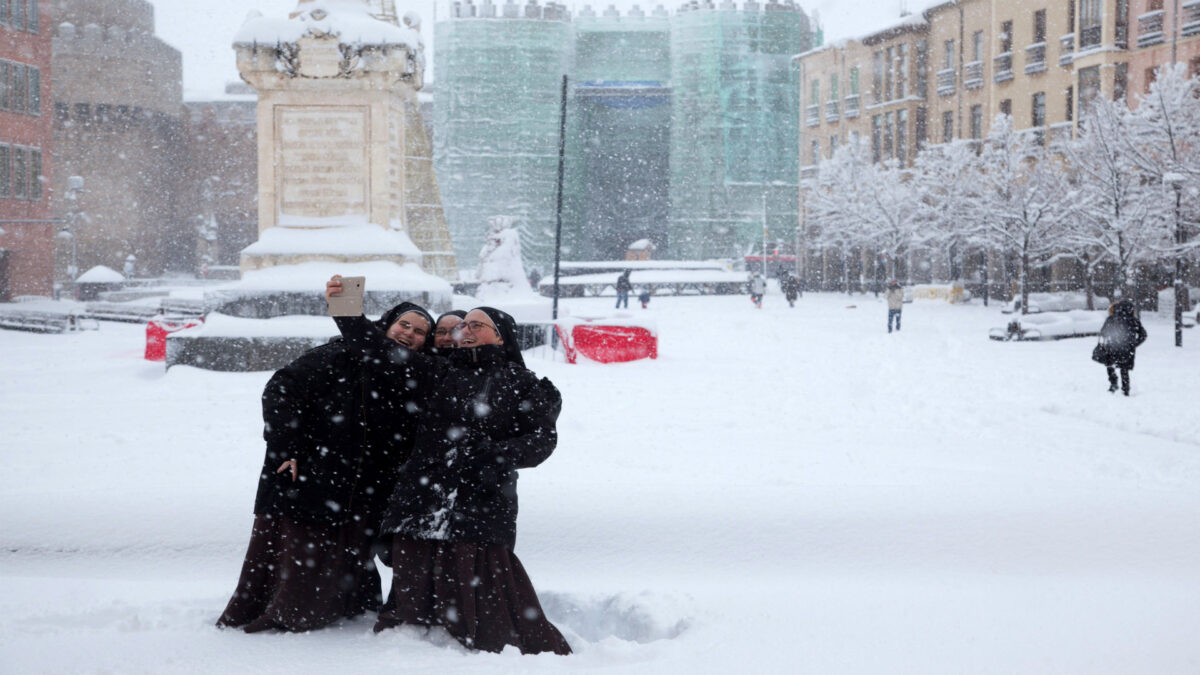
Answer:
[2,291,1199,673]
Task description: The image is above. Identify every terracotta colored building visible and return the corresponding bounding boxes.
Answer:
[0,0,55,301]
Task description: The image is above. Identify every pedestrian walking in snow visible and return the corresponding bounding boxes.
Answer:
[432,310,467,354]
[327,282,571,655]
[886,280,904,332]
[638,288,651,309]
[749,273,766,309]
[615,270,633,309]
[218,301,436,633]
[781,272,800,308]
[1091,298,1147,396]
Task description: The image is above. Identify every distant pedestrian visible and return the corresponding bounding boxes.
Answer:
[781,273,800,308]
[1091,298,1147,396]
[749,273,766,309]
[638,288,651,309]
[615,270,632,309]
[527,268,542,292]
[886,280,903,332]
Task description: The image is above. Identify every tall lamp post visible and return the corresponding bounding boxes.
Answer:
[1166,172,1186,347]
[60,176,85,284]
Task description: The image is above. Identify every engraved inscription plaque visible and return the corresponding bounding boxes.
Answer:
[276,106,370,221]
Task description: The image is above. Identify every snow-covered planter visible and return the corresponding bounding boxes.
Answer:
[1001,292,1110,314]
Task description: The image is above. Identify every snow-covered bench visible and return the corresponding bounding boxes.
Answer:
[989,309,1107,341]
[0,309,97,334]
[83,302,162,323]
[1001,292,1109,314]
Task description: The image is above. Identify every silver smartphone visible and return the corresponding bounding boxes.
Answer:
[327,276,365,317]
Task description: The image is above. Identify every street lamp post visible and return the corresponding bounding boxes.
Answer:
[1166,173,1186,347]
[63,176,84,283]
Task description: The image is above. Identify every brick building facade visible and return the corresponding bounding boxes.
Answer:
[0,0,55,301]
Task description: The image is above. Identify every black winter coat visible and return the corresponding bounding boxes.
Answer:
[1093,309,1147,370]
[334,315,561,550]
[253,339,420,527]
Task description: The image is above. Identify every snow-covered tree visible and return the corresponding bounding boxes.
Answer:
[911,140,983,282]
[972,115,1076,314]
[476,215,533,299]
[1062,96,1165,305]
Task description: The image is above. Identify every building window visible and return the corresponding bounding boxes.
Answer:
[11,63,27,114]
[1147,0,1162,10]
[1078,66,1101,109]
[944,39,955,69]
[1067,0,1075,34]
[873,50,884,104]
[11,0,23,31]
[29,148,40,201]
[916,40,928,98]
[830,73,839,101]
[1034,9,1047,43]
[884,111,895,159]
[849,66,860,96]
[13,146,26,199]
[811,139,820,165]
[810,80,819,107]
[1114,62,1127,102]
[1080,0,1101,47]
[1066,85,1074,121]
[0,60,9,111]
[27,65,39,115]
[972,30,984,61]
[897,109,908,164]
[1000,20,1013,53]
[0,0,9,26]
[1000,98,1012,117]
[885,46,894,101]
[970,104,983,139]
[872,115,882,163]
[942,110,953,143]
[25,0,37,33]
[915,107,927,150]
[897,43,909,99]
[0,145,9,199]
[1115,0,1128,47]
[830,135,839,154]
[1032,92,1046,127]
[1145,67,1157,94]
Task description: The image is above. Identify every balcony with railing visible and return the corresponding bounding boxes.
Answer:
[1137,10,1165,47]
[825,99,840,123]
[963,61,984,89]
[844,93,860,119]
[1059,34,1074,66]
[937,68,956,96]
[806,104,819,127]
[1080,24,1101,49]
[1184,0,1200,36]
[993,53,1014,83]
[1024,43,1047,74]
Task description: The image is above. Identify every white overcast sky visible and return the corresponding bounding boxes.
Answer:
[146,0,909,100]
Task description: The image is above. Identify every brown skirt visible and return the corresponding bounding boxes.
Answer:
[375,538,572,655]
[216,513,381,633]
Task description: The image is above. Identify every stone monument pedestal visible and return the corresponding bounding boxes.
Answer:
[170,1,457,370]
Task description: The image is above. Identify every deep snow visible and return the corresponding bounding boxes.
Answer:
[2,291,1199,673]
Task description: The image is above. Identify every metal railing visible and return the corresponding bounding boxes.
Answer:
[1137,10,1165,47]
[1024,43,1047,75]
[963,61,983,89]
[1059,34,1074,66]
[993,53,1014,83]
[937,67,956,96]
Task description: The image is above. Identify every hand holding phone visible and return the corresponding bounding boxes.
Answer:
[327,276,365,317]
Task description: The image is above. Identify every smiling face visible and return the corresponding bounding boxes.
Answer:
[384,311,430,350]
[458,309,503,347]
[434,315,464,349]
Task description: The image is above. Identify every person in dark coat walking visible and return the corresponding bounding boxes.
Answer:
[1092,298,1148,396]
[886,280,904,332]
[326,278,570,655]
[615,270,633,309]
[217,302,436,633]
[781,273,800,308]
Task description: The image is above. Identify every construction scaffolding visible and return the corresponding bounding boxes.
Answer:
[668,1,811,259]
[564,8,673,261]
[433,3,572,272]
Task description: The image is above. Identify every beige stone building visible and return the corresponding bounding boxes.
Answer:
[794,0,1200,292]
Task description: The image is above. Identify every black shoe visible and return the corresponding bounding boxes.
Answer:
[1108,383,1118,393]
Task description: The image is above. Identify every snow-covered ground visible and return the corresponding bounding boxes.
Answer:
[2,291,1199,673]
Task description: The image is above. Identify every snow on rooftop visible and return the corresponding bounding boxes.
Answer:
[233,0,420,48]
[241,224,422,259]
[75,265,125,283]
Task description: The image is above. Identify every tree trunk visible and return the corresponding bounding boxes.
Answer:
[1020,249,1031,316]
[1084,252,1096,311]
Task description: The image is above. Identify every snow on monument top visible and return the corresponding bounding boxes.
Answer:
[234,0,420,50]
[76,265,125,283]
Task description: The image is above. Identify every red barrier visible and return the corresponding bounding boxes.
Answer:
[570,324,657,363]
[145,316,204,361]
